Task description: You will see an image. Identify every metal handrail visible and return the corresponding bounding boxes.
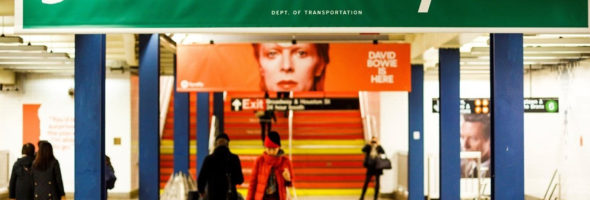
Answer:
[358,91,372,142]
[548,183,558,200]
[208,115,217,154]
[159,76,175,138]
[288,109,298,200]
[543,169,559,200]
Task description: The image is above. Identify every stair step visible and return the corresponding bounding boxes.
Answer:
[234,188,374,196]
[231,148,363,155]
[160,139,365,147]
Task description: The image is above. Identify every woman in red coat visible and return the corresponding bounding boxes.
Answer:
[247,131,294,200]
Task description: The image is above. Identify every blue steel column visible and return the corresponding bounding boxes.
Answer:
[139,34,160,200]
[408,64,424,200]
[214,92,224,135]
[490,33,524,200]
[174,54,190,174]
[74,34,105,200]
[196,92,210,174]
[438,49,461,199]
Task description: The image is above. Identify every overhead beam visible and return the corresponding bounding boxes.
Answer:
[471,46,590,54]
[178,33,392,44]
[0,59,72,64]
[460,57,566,63]
[523,38,590,46]
[0,0,14,16]
[411,33,458,57]
[9,69,74,73]
[0,45,47,51]
[0,63,74,67]
[461,53,590,59]
[122,34,138,66]
[2,66,73,70]
[0,52,70,59]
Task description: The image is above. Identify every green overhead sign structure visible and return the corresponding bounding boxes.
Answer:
[432,97,560,113]
[17,0,589,32]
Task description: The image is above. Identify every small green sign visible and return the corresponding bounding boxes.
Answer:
[545,100,559,112]
[18,0,588,32]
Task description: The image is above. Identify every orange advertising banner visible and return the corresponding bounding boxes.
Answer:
[177,43,411,92]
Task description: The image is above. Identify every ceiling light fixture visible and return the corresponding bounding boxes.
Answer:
[0,35,24,44]
[0,45,48,52]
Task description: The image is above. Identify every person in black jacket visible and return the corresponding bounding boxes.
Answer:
[360,136,385,200]
[198,133,244,200]
[104,155,117,197]
[8,143,35,200]
[32,142,65,200]
[257,92,277,144]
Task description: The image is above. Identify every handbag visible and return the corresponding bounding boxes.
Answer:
[375,156,392,170]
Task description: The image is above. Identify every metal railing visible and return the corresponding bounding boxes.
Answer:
[159,76,175,138]
[208,115,218,154]
[359,91,378,142]
[460,151,484,199]
[425,152,491,200]
[543,169,560,200]
[287,109,298,199]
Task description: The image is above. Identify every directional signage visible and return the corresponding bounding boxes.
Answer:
[231,98,266,111]
[432,97,559,113]
[18,0,588,32]
[231,98,359,111]
[524,98,559,113]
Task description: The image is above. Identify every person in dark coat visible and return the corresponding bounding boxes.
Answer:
[9,143,35,200]
[104,155,117,197]
[360,136,385,200]
[198,133,244,200]
[257,92,277,143]
[32,142,65,200]
[257,109,277,143]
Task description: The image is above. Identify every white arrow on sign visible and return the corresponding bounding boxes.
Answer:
[418,0,432,13]
[232,99,242,111]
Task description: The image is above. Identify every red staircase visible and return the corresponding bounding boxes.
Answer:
[159,91,372,196]
[225,92,372,195]
[159,93,197,189]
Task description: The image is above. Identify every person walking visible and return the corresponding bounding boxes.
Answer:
[360,136,385,200]
[8,143,35,200]
[32,142,65,200]
[247,131,294,200]
[198,133,244,200]
[257,92,277,143]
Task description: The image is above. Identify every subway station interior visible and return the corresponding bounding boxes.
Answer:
[1,0,590,199]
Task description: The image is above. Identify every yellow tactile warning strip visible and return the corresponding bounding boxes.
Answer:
[236,188,374,196]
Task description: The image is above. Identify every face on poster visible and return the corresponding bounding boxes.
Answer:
[176,43,411,92]
[460,113,491,178]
